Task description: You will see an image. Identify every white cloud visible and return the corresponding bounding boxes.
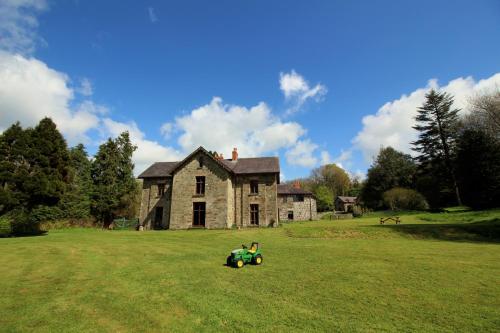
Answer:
[101,118,183,175]
[353,73,500,163]
[0,0,48,55]
[148,7,158,23]
[285,139,318,168]
[279,70,327,114]
[160,122,174,139]
[77,78,93,96]
[320,151,331,165]
[0,51,105,144]
[171,97,307,160]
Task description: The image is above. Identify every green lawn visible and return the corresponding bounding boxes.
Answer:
[1,210,499,332]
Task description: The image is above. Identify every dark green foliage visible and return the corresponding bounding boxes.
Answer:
[0,119,71,233]
[412,89,462,206]
[30,205,64,223]
[361,147,417,209]
[0,122,32,214]
[456,129,500,209]
[91,132,137,226]
[382,187,429,211]
[27,118,71,208]
[59,144,93,218]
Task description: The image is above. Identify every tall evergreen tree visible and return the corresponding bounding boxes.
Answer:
[0,122,31,214]
[59,144,93,218]
[26,117,71,209]
[91,132,137,226]
[412,89,462,206]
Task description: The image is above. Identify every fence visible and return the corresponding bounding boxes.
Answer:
[113,218,139,230]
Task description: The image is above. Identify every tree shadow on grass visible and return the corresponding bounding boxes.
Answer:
[377,218,500,243]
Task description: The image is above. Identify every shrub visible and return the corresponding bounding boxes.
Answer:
[6,209,41,236]
[0,214,12,237]
[351,205,363,217]
[30,205,64,223]
[383,188,429,211]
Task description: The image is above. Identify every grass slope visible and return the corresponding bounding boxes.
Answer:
[1,210,499,332]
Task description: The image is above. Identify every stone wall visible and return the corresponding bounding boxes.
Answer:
[169,152,231,229]
[278,195,317,221]
[234,174,278,227]
[139,177,172,229]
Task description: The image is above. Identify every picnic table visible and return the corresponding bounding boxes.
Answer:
[380,216,401,224]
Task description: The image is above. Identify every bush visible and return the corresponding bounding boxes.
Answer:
[30,205,64,223]
[383,188,429,211]
[2,209,41,236]
[0,214,12,237]
[351,205,363,217]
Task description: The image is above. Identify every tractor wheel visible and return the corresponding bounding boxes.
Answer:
[226,256,232,266]
[253,255,263,265]
[235,259,244,268]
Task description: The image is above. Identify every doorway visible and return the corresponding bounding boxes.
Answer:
[154,207,163,229]
[193,202,206,227]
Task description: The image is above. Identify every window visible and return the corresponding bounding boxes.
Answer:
[158,183,165,197]
[293,195,304,202]
[288,211,294,220]
[250,180,259,194]
[198,157,204,168]
[250,204,259,225]
[196,176,205,195]
[193,202,206,227]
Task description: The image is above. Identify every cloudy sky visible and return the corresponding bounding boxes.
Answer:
[1,1,499,179]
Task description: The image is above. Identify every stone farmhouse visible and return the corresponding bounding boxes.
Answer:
[277,182,317,221]
[138,146,316,230]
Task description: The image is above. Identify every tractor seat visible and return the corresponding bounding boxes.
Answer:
[248,246,257,254]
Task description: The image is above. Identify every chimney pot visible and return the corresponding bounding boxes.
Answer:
[232,147,238,161]
[293,180,301,189]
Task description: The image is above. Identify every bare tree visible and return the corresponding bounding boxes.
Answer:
[465,88,500,138]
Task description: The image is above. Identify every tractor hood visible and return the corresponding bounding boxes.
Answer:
[231,249,243,254]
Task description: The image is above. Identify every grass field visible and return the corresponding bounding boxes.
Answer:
[1,210,499,332]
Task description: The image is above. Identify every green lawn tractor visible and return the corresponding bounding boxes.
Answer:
[226,242,263,268]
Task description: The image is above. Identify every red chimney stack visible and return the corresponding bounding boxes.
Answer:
[232,147,238,161]
[293,180,301,189]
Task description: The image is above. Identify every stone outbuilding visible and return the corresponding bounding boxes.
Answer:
[335,196,358,212]
[137,146,280,229]
[277,181,317,221]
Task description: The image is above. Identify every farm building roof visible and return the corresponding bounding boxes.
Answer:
[277,184,313,195]
[138,147,280,178]
[336,196,357,203]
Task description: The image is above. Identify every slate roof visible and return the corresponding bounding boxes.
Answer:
[336,196,357,203]
[220,157,280,174]
[277,184,313,195]
[137,162,179,178]
[138,147,280,178]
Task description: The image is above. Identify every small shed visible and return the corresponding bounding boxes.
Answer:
[335,196,358,212]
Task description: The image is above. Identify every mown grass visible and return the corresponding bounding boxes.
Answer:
[1,210,499,332]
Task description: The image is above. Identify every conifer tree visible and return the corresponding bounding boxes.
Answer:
[412,90,462,206]
[91,132,137,226]
[59,144,93,218]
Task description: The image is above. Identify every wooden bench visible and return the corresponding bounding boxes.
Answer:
[380,217,401,224]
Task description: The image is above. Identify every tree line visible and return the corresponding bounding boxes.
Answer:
[0,118,140,235]
[291,89,500,212]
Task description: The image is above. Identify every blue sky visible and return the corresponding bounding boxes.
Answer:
[1,0,499,179]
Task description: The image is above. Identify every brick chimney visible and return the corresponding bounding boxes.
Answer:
[218,153,224,160]
[232,147,238,161]
[293,180,301,189]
